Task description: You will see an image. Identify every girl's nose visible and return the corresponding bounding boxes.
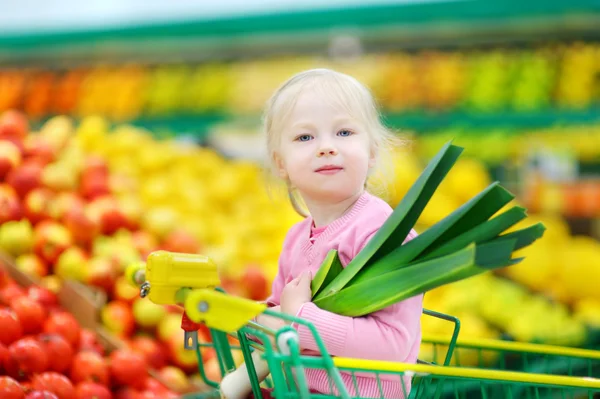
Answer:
[317,147,338,157]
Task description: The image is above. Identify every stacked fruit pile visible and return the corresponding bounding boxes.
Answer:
[0,110,261,394]
[0,265,183,398]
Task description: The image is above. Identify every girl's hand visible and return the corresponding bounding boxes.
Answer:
[280,271,312,316]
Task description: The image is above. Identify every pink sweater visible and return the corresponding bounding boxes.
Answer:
[265,191,423,398]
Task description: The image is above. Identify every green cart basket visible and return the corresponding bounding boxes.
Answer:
[177,289,600,399]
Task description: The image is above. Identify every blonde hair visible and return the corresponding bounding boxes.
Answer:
[263,68,404,217]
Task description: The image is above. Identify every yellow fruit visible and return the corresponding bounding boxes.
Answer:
[439,157,492,205]
[573,298,600,328]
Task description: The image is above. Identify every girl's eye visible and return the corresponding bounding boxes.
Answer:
[337,129,353,137]
[297,134,313,142]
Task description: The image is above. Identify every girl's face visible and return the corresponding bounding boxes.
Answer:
[274,89,375,204]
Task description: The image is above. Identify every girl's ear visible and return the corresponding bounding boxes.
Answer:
[273,152,288,179]
[368,144,378,169]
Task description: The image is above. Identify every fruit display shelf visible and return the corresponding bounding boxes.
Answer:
[0,109,599,390]
[2,40,600,136]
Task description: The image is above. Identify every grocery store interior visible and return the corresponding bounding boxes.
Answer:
[0,0,599,398]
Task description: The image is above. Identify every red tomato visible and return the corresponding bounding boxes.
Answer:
[129,336,168,370]
[109,349,147,390]
[0,308,23,346]
[10,297,46,334]
[25,391,59,399]
[38,334,74,373]
[1,283,26,305]
[32,372,75,399]
[78,329,104,356]
[0,376,25,399]
[74,382,111,399]
[26,286,58,308]
[42,312,81,349]
[7,338,49,378]
[70,351,109,386]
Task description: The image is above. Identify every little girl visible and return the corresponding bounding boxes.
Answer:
[225,68,423,399]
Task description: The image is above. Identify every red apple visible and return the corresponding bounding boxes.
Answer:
[129,335,168,370]
[0,308,23,346]
[38,334,74,373]
[82,156,109,177]
[54,247,88,282]
[10,297,46,335]
[26,286,58,309]
[80,173,110,200]
[6,161,43,199]
[38,116,73,154]
[23,136,55,166]
[78,329,104,356]
[166,331,201,373]
[87,196,129,235]
[6,337,49,378]
[42,311,81,349]
[118,196,142,231]
[33,222,73,265]
[0,110,29,141]
[114,387,143,399]
[70,351,110,386]
[1,283,26,306]
[158,366,190,393]
[203,357,222,383]
[156,313,181,343]
[48,192,84,222]
[64,206,100,247]
[0,140,22,180]
[24,188,55,225]
[31,372,75,399]
[85,257,117,292]
[160,229,200,254]
[113,276,140,304]
[240,265,269,301]
[101,301,135,338]
[143,377,170,395]
[131,230,158,259]
[0,184,23,224]
[74,382,111,399]
[15,254,48,278]
[132,297,166,329]
[109,349,147,390]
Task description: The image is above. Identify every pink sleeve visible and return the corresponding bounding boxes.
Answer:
[293,228,421,361]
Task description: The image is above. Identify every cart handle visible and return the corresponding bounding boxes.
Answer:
[332,358,600,389]
[422,334,600,360]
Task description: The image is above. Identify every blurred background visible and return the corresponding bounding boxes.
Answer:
[0,0,600,394]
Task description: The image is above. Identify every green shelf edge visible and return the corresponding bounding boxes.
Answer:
[106,107,600,140]
[1,0,600,55]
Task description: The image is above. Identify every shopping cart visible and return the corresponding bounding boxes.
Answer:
[126,252,600,399]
